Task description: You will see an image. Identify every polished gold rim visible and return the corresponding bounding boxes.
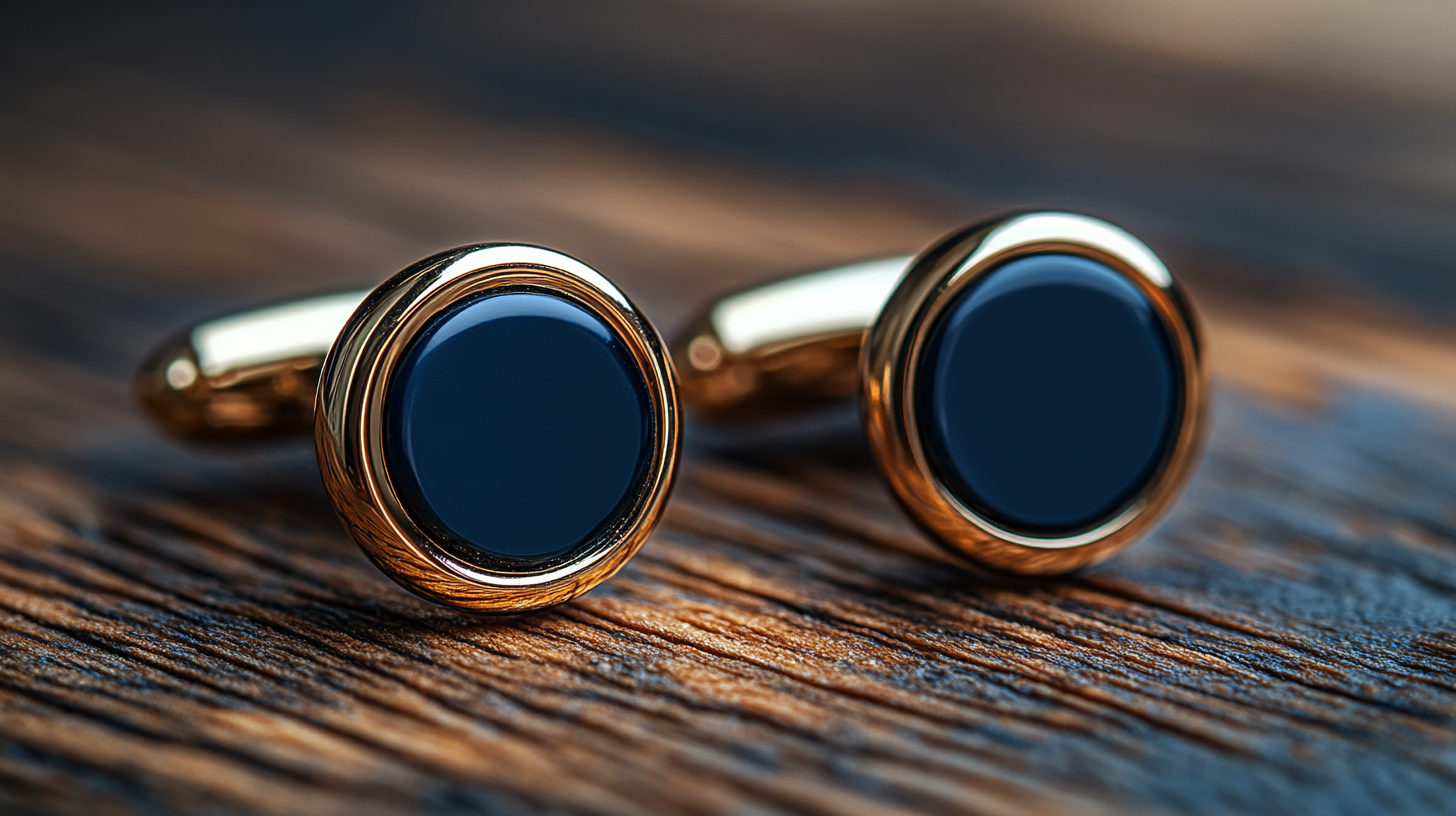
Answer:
[862,212,1207,575]
[316,244,680,612]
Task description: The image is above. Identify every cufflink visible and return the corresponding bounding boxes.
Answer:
[138,244,680,612]
[675,212,1206,574]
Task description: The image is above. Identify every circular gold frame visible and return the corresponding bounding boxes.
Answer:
[862,212,1207,575]
[316,244,680,612]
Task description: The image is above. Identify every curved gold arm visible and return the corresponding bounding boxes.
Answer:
[136,290,368,442]
[672,256,912,418]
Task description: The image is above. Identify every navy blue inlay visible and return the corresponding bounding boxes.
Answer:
[915,253,1180,534]
[384,291,651,565]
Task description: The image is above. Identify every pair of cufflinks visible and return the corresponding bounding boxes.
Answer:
[137,211,1206,613]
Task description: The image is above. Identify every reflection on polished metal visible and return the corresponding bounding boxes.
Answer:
[137,245,680,613]
[675,212,1206,575]
[676,256,911,418]
[138,291,368,441]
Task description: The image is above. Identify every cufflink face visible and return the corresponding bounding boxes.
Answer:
[317,245,679,612]
[383,292,654,569]
[864,212,1206,574]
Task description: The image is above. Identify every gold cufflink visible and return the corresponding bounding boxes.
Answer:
[137,244,680,613]
[675,211,1207,574]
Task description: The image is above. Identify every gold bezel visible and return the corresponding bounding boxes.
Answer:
[315,244,680,612]
[862,212,1207,575]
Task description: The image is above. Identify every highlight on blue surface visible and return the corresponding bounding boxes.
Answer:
[915,253,1181,534]
[384,291,652,566]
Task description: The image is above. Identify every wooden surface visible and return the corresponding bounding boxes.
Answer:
[3,4,1456,815]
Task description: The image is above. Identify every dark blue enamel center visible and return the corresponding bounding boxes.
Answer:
[915,253,1180,535]
[384,291,651,566]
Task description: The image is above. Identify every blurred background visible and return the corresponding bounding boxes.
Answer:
[1,1,1455,408]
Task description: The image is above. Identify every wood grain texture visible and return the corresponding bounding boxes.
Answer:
[3,5,1456,815]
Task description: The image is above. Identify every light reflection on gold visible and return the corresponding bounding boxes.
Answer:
[135,292,365,442]
[674,257,909,418]
[192,292,364,376]
[711,256,909,354]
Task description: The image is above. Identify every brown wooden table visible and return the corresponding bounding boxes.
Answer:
[2,4,1455,814]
